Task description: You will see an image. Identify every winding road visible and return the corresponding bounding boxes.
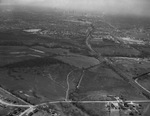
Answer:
[65,70,75,101]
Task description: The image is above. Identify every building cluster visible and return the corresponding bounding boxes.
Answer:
[6,107,25,116]
[105,95,142,116]
[0,94,18,106]
[27,104,60,116]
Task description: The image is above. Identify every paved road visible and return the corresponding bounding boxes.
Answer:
[0,87,31,105]
[38,100,150,105]
[135,78,150,94]
[0,99,32,108]
[18,100,150,116]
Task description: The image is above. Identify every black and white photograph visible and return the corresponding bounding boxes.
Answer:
[0,0,150,116]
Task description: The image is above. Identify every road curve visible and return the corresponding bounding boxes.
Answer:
[135,78,150,94]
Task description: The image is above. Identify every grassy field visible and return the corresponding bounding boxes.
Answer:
[111,57,150,77]
[70,63,145,101]
[0,57,81,104]
[93,45,140,57]
[55,54,100,68]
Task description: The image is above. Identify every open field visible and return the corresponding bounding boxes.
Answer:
[110,57,150,77]
[0,57,80,104]
[70,63,146,101]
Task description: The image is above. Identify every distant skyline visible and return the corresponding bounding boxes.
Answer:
[1,0,150,16]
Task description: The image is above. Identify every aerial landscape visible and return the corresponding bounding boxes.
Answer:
[0,0,150,116]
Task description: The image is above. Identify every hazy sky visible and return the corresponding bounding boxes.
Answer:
[1,0,150,16]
